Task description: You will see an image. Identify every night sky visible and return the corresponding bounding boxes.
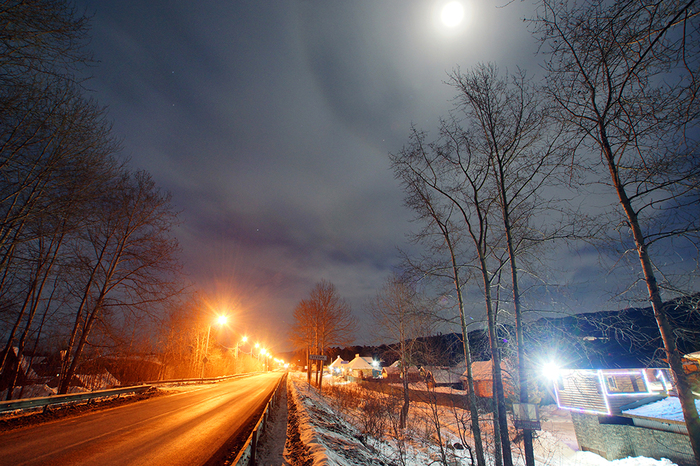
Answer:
[72,1,630,352]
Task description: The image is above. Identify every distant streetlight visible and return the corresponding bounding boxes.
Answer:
[255,346,268,372]
[234,336,248,374]
[200,315,228,378]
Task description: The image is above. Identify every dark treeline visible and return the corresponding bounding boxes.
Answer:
[322,295,700,374]
[0,1,182,398]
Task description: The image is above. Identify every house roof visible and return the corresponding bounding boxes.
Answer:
[329,356,346,368]
[622,396,700,423]
[346,354,374,370]
[422,366,463,384]
[464,360,510,381]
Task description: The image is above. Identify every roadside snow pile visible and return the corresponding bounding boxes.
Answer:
[288,376,433,465]
[288,374,679,466]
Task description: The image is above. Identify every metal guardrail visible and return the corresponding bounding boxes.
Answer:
[0,373,254,416]
[232,373,286,466]
[0,385,152,415]
[145,373,248,386]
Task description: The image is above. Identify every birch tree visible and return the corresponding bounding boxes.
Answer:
[446,63,566,466]
[532,1,700,461]
[392,124,513,466]
[368,273,434,430]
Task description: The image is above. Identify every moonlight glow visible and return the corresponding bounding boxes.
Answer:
[441,2,465,28]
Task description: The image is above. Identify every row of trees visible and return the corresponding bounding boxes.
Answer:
[157,295,270,380]
[0,1,182,398]
[386,1,700,465]
[289,279,357,373]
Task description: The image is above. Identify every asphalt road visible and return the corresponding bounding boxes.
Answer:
[0,372,283,466]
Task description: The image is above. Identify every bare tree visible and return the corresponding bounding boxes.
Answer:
[58,170,181,394]
[446,63,567,466]
[368,273,434,429]
[0,0,94,280]
[0,0,91,87]
[289,280,357,376]
[0,0,117,387]
[392,122,513,466]
[0,90,120,393]
[532,1,700,461]
[397,181,488,466]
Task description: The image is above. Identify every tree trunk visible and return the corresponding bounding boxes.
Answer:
[479,259,513,466]
[501,203,535,466]
[449,240,486,466]
[601,127,700,465]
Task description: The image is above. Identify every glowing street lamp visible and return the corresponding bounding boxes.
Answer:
[235,336,248,358]
[200,315,228,378]
[234,336,248,374]
[258,347,268,372]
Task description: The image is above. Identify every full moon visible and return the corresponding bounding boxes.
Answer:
[441,1,465,28]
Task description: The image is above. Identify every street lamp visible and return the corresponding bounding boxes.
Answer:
[200,315,228,379]
[260,348,267,372]
[234,336,248,374]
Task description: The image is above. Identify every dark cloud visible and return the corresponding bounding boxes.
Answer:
[74,0,611,350]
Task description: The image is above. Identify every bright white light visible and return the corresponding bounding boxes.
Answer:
[542,361,560,380]
[441,2,464,28]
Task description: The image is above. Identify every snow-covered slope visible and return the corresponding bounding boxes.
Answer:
[287,374,680,466]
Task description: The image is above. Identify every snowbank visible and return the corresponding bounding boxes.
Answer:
[288,375,393,465]
[288,374,680,466]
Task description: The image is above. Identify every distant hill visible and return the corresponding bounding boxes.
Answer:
[323,294,699,370]
[525,294,700,369]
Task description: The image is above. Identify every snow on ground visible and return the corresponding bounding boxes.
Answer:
[287,373,679,466]
[288,374,435,465]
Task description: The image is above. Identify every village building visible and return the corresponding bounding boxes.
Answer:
[345,354,378,380]
[328,356,347,376]
[461,360,513,397]
[382,360,420,382]
[421,363,464,389]
[551,366,695,465]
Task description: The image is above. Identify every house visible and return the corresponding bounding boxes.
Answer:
[382,360,401,380]
[0,348,54,399]
[461,360,513,397]
[552,367,673,415]
[382,360,421,381]
[345,354,377,380]
[421,364,464,389]
[551,367,695,465]
[328,356,347,376]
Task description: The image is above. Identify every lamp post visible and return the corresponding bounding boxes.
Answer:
[200,315,228,379]
[260,348,267,372]
[234,336,248,374]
